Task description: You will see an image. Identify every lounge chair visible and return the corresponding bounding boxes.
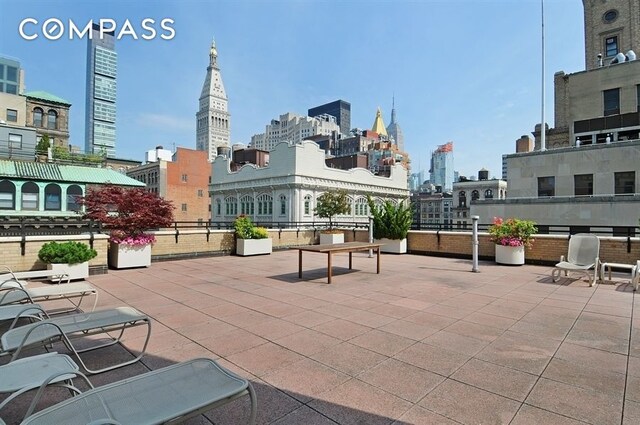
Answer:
[551,233,600,287]
[1,307,151,374]
[0,280,98,314]
[0,353,92,422]
[19,358,256,425]
[0,304,48,332]
[0,266,69,286]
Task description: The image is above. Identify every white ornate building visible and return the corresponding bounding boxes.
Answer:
[210,141,409,224]
[196,41,230,161]
[250,112,340,152]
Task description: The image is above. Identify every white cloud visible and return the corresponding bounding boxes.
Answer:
[136,113,193,132]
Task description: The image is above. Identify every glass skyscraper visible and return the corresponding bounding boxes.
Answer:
[429,142,454,191]
[85,23,117,157]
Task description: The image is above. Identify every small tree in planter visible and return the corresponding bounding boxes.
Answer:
[367,196,413,254]
[79,185,174,268]
[314,189,351,244]
[38,241,98,280]
[234,215,272,256]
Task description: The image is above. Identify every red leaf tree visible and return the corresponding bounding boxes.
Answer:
[80,185,175,244]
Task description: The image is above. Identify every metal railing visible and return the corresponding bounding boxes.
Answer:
[411,222,639,237]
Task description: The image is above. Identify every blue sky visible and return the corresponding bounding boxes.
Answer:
[0,0,584,179]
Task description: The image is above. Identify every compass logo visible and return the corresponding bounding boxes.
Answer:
[19,18,176,41]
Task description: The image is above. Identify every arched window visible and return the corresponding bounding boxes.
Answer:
[471,190,480,201]
[279,195,286,216]
[47,110,58,130]
[33,108,43,127]
[66,185,83,211]
[240,195,254,215]
[224,196,237,216]
[257,194,273,216]
[44,183,62,210]
[21,182,39,210]
[355,197,368,216]
[0,180,16,210]
[458,191,466,208]
[304,195,312,215]
[484,189,493,199]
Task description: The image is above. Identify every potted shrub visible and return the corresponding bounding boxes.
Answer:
[314,189,350,244]
[367,197,413,254]
[38,241,97,280]
[234,215,272,256]
[80,185,174,269]
[488,217,538,265]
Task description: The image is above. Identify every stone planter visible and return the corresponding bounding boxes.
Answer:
[109,243,152,269]
[47,261,89,281]
[376,238,407,254]
[495,244,525,266]
[236,238,272,256]
[320,233,344,245]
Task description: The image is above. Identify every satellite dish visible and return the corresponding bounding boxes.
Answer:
[626,50,637,61]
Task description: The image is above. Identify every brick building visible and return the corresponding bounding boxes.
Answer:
[127,147,211,224]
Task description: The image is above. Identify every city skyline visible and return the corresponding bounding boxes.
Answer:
[0,0,584,178]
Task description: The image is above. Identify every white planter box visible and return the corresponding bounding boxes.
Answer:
[495,244,525,266]
[236,238,272,256]
[109,243,152,269]
[320,233,344,245]
[48,262,89,281]
[376,238,407,254]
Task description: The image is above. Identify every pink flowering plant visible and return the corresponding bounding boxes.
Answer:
[488,217,537,247]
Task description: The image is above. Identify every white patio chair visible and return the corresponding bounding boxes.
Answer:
[1,307,151,374]
[551,233,600,287]
[19,358,257,425]
[0,280,98,314]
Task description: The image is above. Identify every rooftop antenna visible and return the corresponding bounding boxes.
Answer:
[540,0,546,151]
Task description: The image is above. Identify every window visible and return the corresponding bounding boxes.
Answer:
[181,203,187,212]
[240,195,254,215]
[574,174,593,196]
[604,88,620,116]
[6,109,17,122]
[605,36,618,57]
[484,189,493,199]
[257,194,273,216]
[181,174,187,182]
[0,180,16,210]
[5,84,17,95]
[458,191,466,208]
[21,182,39,210]
[33,108,43,127]
[279,195,286,216]
[355,197,368,216]
[215,199,221,216]
[47,110,57,130]
[66,185,82,211]
[197,189,203,197]
[44,184,61,210]
[304,195,312,215]
[224,196,237,216]
[6,66,17,82]
[538,176,555,197]
[614,171,635,195]
[8,134,22,149]
[471,190,479,201]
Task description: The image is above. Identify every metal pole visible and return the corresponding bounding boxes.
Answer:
[472,215,479,272]
[368,216,374,258]
[540,0,546,151]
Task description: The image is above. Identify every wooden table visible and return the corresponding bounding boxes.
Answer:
[297,242,383,284]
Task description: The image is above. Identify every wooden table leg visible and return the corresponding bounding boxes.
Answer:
[298,250,302,279]
[327,252,332,284]
[349,252,353,269]
[376,247,380,274]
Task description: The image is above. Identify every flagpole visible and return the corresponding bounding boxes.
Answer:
[541,0,546,151]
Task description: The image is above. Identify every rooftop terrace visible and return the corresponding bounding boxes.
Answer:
[1,251,639,424]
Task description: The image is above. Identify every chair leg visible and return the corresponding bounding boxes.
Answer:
[552,268,561,283]
[247,382,257,425]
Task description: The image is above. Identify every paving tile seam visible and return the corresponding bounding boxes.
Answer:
[506,281,621,424]
[621,289,637,425]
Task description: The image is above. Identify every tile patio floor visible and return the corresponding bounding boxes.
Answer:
[1,250,639,424]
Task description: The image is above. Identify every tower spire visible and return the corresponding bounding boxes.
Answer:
[390,95,397,124]
[209,39,218,68]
